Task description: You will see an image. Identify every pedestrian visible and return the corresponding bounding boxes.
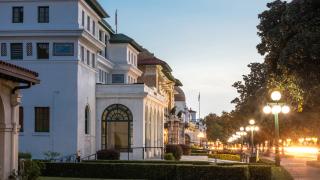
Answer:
[76,150,81,163]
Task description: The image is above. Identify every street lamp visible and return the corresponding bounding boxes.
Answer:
[246,120,259,155]
[263,91,290,166]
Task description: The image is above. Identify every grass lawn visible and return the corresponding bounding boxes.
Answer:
[39,177,139,180]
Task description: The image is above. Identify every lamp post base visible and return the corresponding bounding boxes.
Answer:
[275,155,281,166]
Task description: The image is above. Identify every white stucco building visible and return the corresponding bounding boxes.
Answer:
[0,0,167,160]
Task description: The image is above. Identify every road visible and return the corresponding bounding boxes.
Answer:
[280,157,320,180]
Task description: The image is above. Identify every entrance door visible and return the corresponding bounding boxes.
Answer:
[101,104,133,151]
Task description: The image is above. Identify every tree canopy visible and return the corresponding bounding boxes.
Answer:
[205,0,320,144]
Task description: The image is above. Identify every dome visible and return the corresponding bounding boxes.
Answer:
[174,86,186,101]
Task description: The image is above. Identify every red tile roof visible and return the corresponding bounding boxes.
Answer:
[138,57,172,72]
[0,60,39,84]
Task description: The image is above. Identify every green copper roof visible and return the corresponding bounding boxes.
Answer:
[109,33,143,52]
[85,0,109,18]
[99,19,115,34]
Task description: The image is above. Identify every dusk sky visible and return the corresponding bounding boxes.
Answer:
[100,0,272,117]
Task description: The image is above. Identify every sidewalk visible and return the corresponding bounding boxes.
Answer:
[262,155,320,180]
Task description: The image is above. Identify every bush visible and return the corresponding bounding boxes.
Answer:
[248,165,272,180]
[42,163,250,180]
[19,152,32,160]
[43,151,61,161]
[271,166,293,180]
[83,160,211,165]
[179,144,191,155]
[164,153,175,160]
[165,145,182,160]
[176,165,249,180]
[209,154,240,161]
[97,149,120,160]
[20,160,44,180]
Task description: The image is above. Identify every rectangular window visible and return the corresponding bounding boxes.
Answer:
[81,46,84,62]
[37,43,49,59]
[53,43,74,56]
[92,53,95,68]
[92,21,96,36]
[81,10,85,27]
[87,16,90,31]
[1,43,7,56]
[38,6,49,23]
[10,43,23,60]
[112,74,124,84]
[99,69,102,82]
[12,7,23,23]
[104,72,107,84]
[35,107,50,132]
[105,35,109,58]
[19,107,24,132]
[86,50,90,65]
[99,30,103,41]
[26,43,32,56]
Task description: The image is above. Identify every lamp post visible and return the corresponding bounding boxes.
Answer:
[263,91,290,166]
[245,119,259,155]
[197,132,205,148]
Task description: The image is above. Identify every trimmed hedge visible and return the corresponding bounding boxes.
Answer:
[42,163,249,180]
[248,165,272,180]
[83,160,211,165]
[271,166,294,180]
[176,165,248,180]
[209,154,240,161]
[96,149,120,160]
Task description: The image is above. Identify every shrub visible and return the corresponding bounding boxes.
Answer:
[164,153,175,160]
[42,163,250,180]
[83,160,211,165]
[43,151,61,161]
[209,154,240,161]
[248,165,272,180]
[271,166,293,180]
[20,160,44,180]
[18,152,32,160]
[97,149,120,160]
[179,144,191,155]
[165,145,183,160]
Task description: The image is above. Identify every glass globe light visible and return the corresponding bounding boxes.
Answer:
[263,105,272,114]
[240,127,244,131]
[271,91,281,101]
[272,105,282,114]
[246,127,250,131]
[281,105,290,114]
[249,119,255,125]
[254,126,259,131]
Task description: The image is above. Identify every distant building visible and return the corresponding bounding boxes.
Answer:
[0,61,39,180]
[174,87,206,146]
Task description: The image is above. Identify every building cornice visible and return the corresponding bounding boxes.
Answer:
[0,30,83,37]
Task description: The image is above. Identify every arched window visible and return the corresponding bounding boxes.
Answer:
[85,105,90,134]
[101,104,133,150]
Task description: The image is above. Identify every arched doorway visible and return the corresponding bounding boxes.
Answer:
[185,134,191,145]
[101,104,133,151]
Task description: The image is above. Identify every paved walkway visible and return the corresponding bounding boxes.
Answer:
[280,157,320,180]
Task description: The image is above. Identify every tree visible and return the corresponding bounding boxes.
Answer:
[257,0,320,110]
